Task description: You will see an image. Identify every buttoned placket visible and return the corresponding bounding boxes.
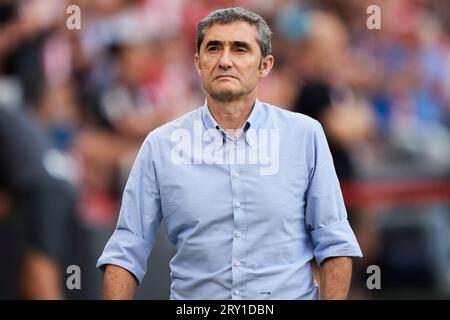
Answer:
[226,132,248,299]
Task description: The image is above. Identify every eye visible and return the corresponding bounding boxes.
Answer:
[207,46,218,52]
[235,47,247,53]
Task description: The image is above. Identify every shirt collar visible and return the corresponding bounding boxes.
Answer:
[201,97,264,134]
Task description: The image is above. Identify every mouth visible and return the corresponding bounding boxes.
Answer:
[215,74,237,80]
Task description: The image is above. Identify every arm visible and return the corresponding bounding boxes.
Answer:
[304,121,362,299]
[319,256,352,300]
[103,264,137,300]
[20,250,64,299]
[96,136,162,297]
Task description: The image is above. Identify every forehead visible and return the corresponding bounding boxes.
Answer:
[202,21,258,46]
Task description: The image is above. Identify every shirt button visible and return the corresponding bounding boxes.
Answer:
[234,261,240,267]
[235,202,241,208]
[234,172,240,178]
[234,289,240,295]
[235,231,242,238]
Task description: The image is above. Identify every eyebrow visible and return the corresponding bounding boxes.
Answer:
[204,40,252,50]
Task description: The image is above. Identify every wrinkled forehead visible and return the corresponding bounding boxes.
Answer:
[201,21,259,48]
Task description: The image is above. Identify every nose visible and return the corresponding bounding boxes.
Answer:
[218,48,233,70]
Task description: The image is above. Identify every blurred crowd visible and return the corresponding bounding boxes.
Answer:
[0,0,449,299]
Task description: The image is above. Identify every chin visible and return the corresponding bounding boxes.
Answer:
[210,90,242,102]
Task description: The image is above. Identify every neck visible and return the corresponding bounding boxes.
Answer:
[207,93,257,137]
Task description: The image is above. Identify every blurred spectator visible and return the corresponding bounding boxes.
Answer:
[0,107,78,299]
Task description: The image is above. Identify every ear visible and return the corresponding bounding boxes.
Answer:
[259,55,274,78]
[194,53,202,76]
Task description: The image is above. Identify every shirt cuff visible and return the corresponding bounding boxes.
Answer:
[96,228,152,285]
[310,219,363,266]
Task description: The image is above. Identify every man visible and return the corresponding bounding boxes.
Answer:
[97,7,362,300]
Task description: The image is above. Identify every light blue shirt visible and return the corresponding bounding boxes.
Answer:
[97,98,363,300]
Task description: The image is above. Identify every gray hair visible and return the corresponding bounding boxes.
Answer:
[196,7,272,57]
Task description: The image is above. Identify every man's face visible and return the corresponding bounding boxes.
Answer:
[195,21,273,102]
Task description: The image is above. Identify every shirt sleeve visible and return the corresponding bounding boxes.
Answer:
[305,120,363,265]
[96,135,162,284]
